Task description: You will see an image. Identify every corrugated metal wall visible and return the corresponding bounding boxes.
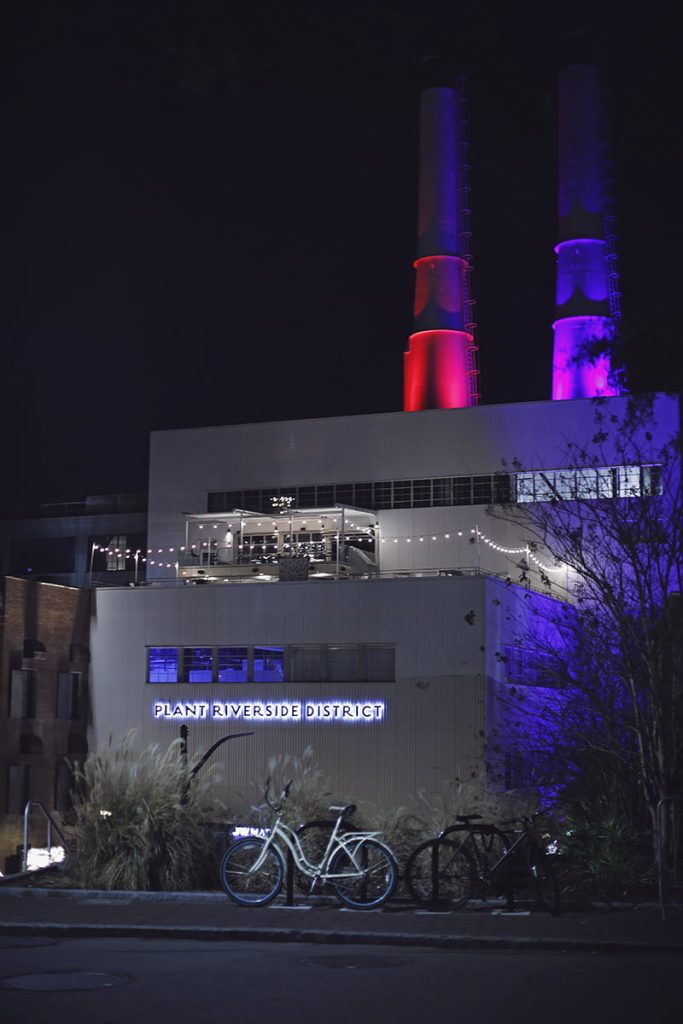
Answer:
[89,576,498,819]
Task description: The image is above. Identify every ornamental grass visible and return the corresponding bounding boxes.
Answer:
[67,731,221,891]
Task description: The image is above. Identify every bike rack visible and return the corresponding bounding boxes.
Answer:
[285,819,338,906]
[434,824,516,910]
[22,801,68,874]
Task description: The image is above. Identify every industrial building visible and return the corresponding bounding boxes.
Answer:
[3,60,677,867]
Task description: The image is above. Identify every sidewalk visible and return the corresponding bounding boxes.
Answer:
[1,884,682,953]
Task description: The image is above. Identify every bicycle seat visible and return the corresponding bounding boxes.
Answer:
[455,814,482,822]
[329,804,356,817]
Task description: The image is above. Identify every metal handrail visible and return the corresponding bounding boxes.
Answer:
[22,800,68,873]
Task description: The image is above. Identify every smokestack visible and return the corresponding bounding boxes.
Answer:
[552,63,623,399]
[404,64,478,411]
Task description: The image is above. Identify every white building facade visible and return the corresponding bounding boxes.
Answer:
[87,393,679,817]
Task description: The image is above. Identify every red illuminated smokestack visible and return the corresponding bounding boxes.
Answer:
[404,64,478,411]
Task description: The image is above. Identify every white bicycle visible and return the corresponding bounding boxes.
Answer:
[219,782,398,909]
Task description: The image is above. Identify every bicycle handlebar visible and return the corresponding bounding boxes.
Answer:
[263,777,294,812]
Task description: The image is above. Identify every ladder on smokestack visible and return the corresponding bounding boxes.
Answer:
[459,79,480,405]
[603,184,622,327]
[597,76,622,330]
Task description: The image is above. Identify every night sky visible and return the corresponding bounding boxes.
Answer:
[3,2,681,507]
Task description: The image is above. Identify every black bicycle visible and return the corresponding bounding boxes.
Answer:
[404,813,560,913]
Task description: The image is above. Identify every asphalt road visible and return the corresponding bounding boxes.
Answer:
[0,936,680,1024]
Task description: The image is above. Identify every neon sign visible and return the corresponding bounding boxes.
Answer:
[152,700,386,722]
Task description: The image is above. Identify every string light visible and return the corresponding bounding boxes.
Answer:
[91,546,147,564]
[138,526,565,577]
[377,528,565,575]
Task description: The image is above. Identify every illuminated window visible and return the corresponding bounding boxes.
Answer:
[183,647,213,683]
[146,644,395,684]
[515,473,534,503]
[148,647,179,683]
[513,465,661,503]
[642,465,663,495]
[617,466,642,497]
[575,469,597,499]
[253,647,284,683]
[217,647,248,682]
[106,535,127,571]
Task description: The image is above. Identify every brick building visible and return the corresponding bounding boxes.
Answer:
[0,577,90,873]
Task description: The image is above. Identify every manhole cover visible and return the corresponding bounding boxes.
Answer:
[299,954,412,970]
[1,971,130,992]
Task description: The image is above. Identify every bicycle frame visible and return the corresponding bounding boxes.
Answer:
[442,817,544,882]
[249,811,384,882]
[475,830,524,881]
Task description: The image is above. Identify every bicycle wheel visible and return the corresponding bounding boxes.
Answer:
[220,838,284,907]
[528,848,560,914]
[404,838,474,908]
[329,839,398,909]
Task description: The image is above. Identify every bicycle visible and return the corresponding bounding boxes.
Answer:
[219,782,398,910]
[404,812,560,913]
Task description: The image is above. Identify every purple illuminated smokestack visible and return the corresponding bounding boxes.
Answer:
[552,64,623,400]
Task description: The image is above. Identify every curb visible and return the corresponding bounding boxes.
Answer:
[1,921,682,954]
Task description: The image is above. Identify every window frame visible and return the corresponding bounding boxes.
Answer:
[146,643,396,684]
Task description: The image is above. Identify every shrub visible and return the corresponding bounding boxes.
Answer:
[249,747,341,870]
[250,746,340,826]
[66,732,222,891]
[555,809,651,902]
[404,771,538,839]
